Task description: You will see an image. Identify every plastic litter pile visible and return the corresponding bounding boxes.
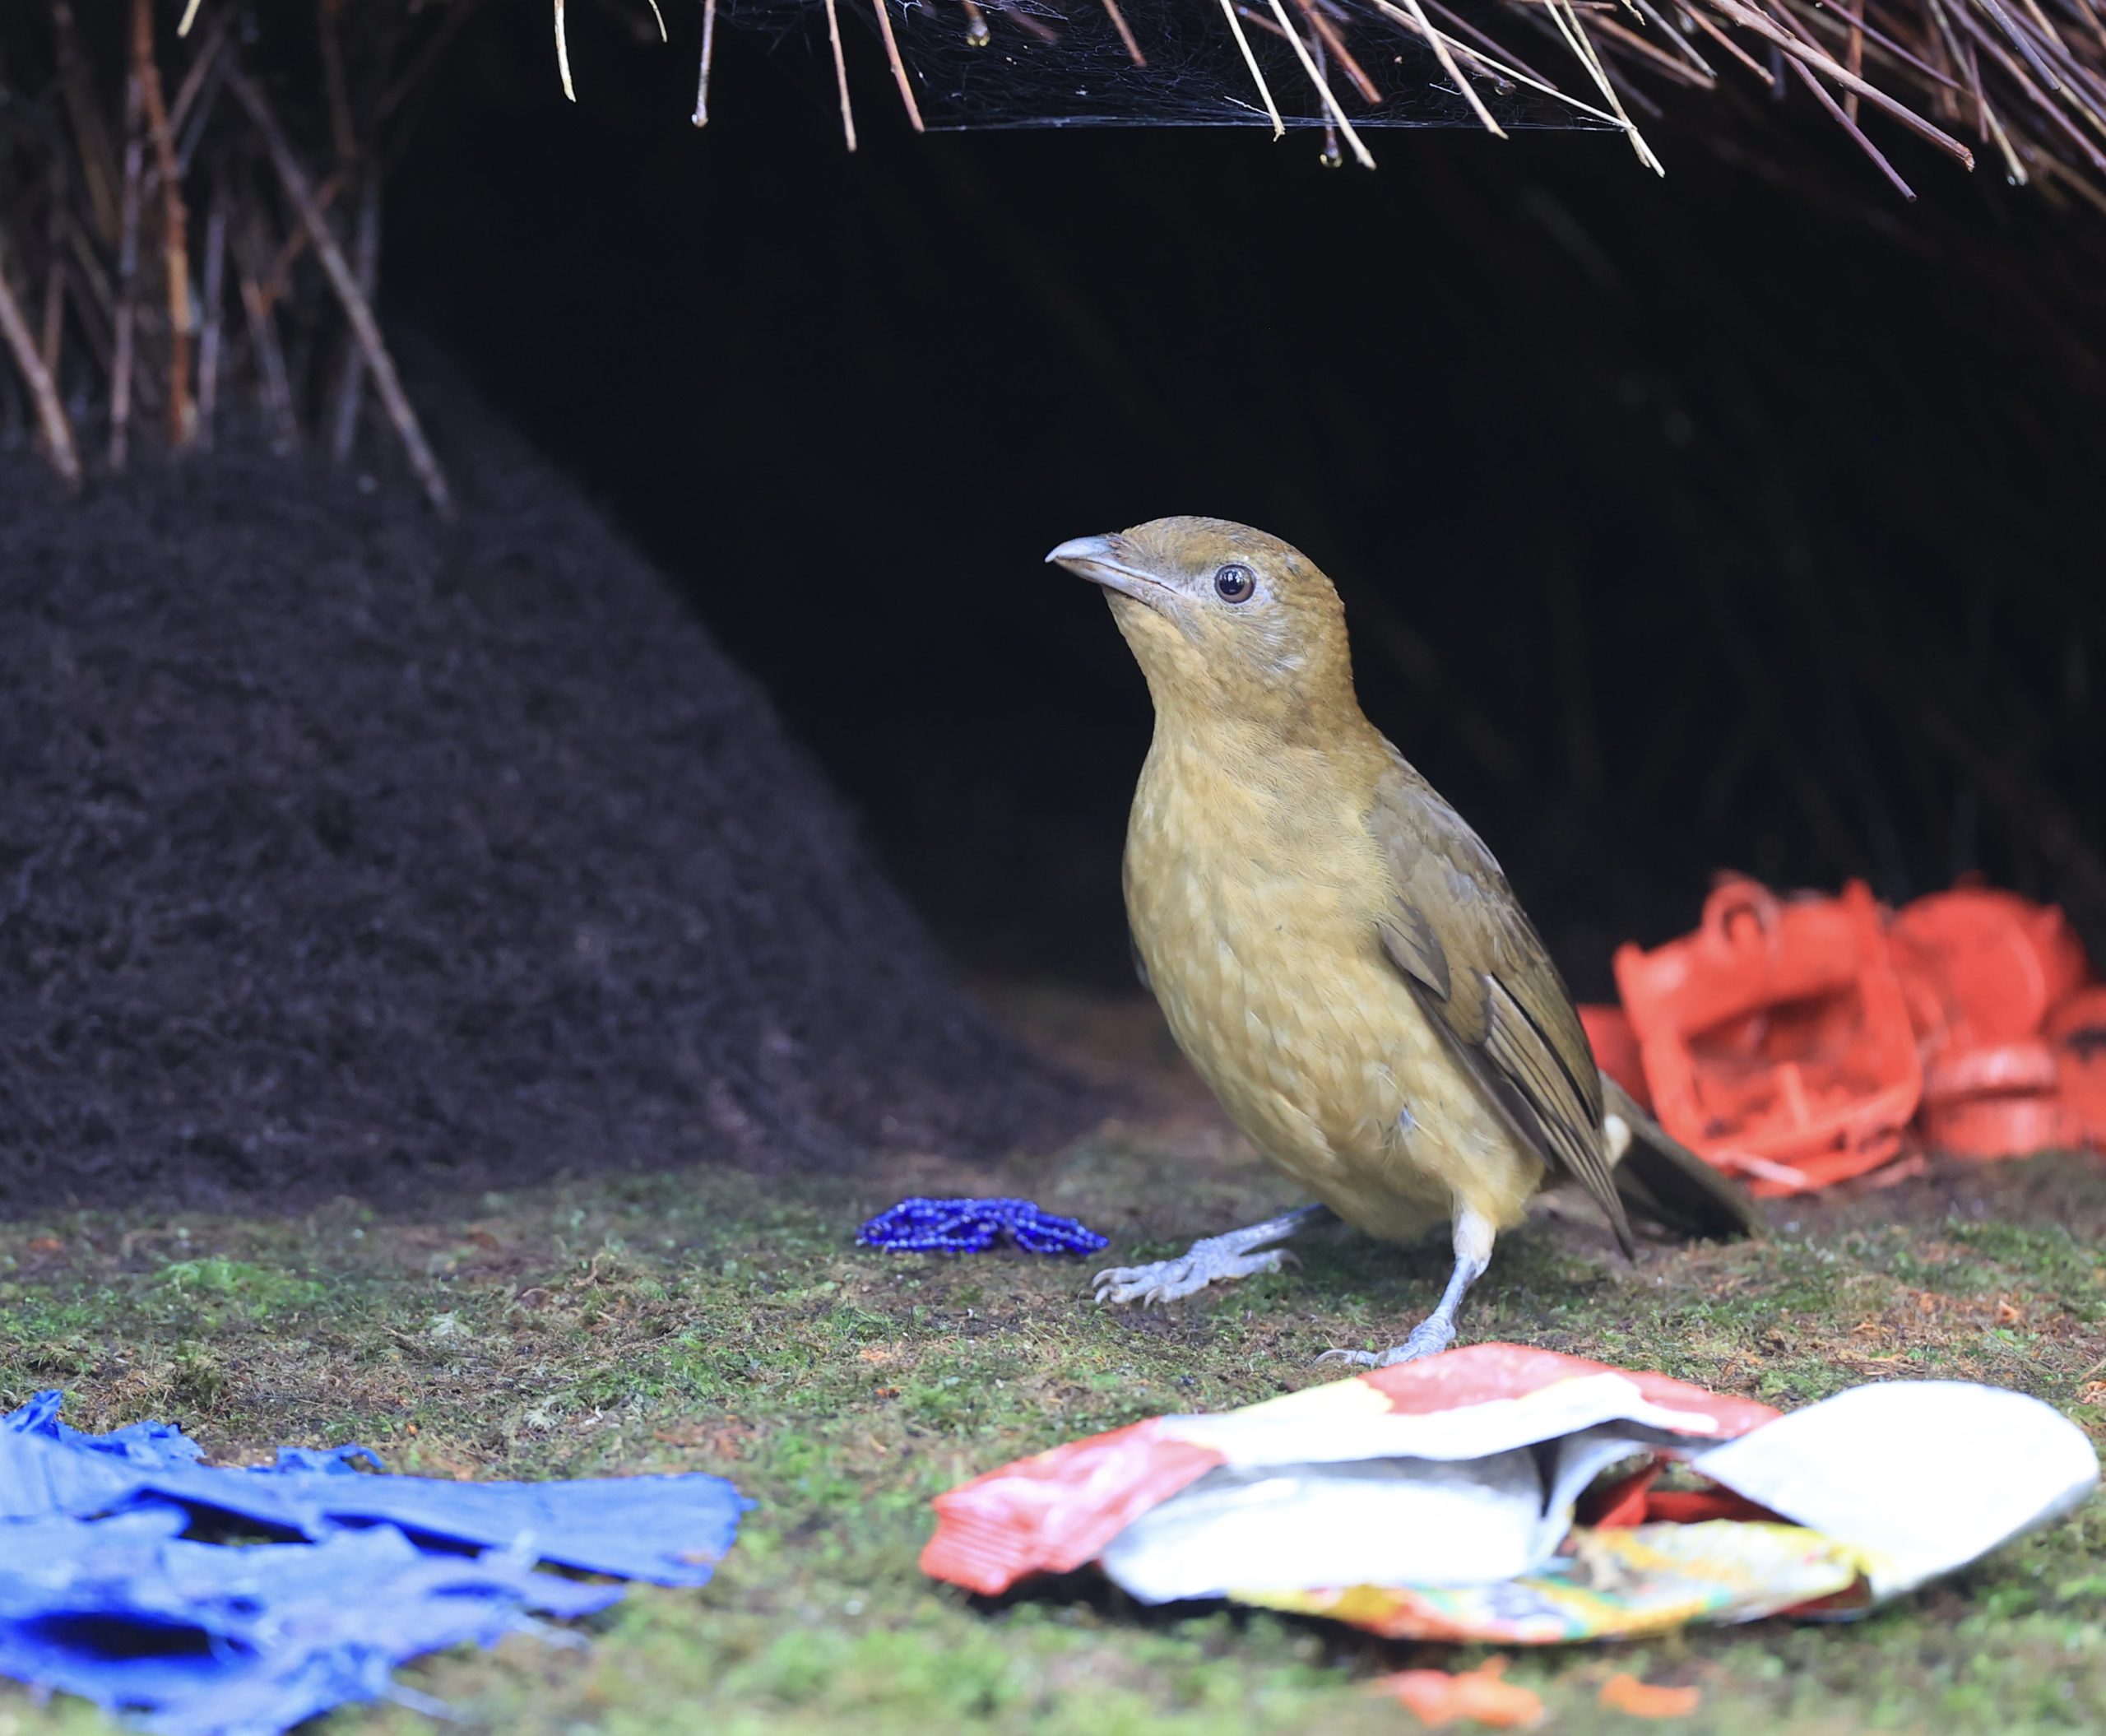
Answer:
[1580,878,2106,1195]
[921,1344,2098,1643]
[0,1392,749,1736]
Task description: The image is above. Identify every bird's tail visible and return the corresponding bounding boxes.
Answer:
[1600,1075,1765,1242]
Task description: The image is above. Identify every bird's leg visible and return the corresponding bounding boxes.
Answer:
[1093,1203,1329,1307]
[1318,1205,1495,1368]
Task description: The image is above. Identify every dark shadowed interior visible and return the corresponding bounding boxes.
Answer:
[389,7,2106,996]
[3,2,2102,1209]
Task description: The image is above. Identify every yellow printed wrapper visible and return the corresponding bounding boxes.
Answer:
[1235,1521,1870,1643]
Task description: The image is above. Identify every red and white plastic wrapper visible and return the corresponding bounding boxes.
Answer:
[921,1345,2098,1643]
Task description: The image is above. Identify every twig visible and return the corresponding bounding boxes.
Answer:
[380,0,490,125]
[0,246,83,486]
[1700,0,1977,165]
[1100,0,1151,64]
[234,201,299,448]
[137,0,195,446]
[1677,2,1779,84]
[823,0,858,149]
[226,63,454,513]
[1219,0,1287,133]
[1397,0,1511,131]
[54,3,124,246]
[197,170,227,447]
[555,0,577,100]
[1788,46,1918,192]
[693,0,718,123]
[1589,11,1716,81]
[871,0,929,130]
[1292,0,1383,100]
[995,4,1060,44]
[1374,0,1631,124]
[1268,0,1377,163]
[168,20,227,140]
[111,16,148,469]
[41,160,68,375]
[1548,0,1664,169]
[329,168,382,462]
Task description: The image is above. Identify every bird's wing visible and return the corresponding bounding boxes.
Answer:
[1366,754,1634,1255]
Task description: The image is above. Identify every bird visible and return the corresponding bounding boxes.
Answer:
[1046,517,1760,1367]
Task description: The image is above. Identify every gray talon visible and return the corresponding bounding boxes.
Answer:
[1089,1206,1324,1308]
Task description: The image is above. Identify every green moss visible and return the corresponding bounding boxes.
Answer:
[0,1135,2098,1734]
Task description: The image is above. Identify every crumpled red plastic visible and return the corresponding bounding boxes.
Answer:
[1584,877,2102,1192]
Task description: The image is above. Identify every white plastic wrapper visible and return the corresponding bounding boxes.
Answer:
[1689,1381,2101,1601]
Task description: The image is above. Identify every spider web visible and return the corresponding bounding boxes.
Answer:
[715,0,1625,134]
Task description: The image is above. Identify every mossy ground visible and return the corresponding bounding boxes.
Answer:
[1,996,2101,1735]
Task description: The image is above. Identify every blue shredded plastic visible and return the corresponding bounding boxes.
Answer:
[0,1392,753,1736]
[856,1195,1109,1255]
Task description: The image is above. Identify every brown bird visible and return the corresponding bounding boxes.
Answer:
[1048,518,1759,1366]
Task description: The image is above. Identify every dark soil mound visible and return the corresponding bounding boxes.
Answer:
[0,384,1101,1212]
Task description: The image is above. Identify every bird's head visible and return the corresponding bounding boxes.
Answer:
[1046,518,1357,734]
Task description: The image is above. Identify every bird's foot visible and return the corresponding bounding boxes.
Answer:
[1092,1213,1311,1307]
[1315,1313,1458,1370]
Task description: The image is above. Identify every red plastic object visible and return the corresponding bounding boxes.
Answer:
[1612,879,1923,1195]
[1890,888,2090,1061]
[2047,987,2106,1150]
[1890,889,2094,1160]
[1579,1003,1650,1109]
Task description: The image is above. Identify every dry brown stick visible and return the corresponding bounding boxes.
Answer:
[137,0,195,447]
[1841,0,1865,118]
[53,3,125,246]
[1590,12,1716,81]
[319,0,358,163]
[111,20,149,470]
[1422,0,1566,95]
[1926,0,1987,124]
[1797,0,1963,92]
[0,244,83,486]
[328,168,381,462]
[168,20,227,138]
[1100,0,1151,63]
[1988,0,2106,118]
[822,0,859,149]
[234,202,299,448]
[1382,0,1514,131]
[1629,0,1719,78]
[226,63,454,513]
[1975,0,2067,91]
[41,164,68,374]
[1950,2,2106,165]
[1679,2,1779,84]
[1292,0,1381,100]
[994,5,1060,46]
[870,0,930,128]
[693,0,720,123]
[174,44,231,174]
[380,0,491,124]
[260,172,348,312]
[1700,0,1976,164]
[1784,41,1918,193]
[197,171,227,447]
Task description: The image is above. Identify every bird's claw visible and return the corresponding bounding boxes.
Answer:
[1315,1316,1457,1369]
[1092,1246,1287,1307]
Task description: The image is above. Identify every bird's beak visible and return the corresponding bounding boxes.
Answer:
[1046,534,1172,610]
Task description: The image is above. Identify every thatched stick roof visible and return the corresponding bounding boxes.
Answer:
[2,0,2102,500]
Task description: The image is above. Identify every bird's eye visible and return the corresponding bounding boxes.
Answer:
[1213,564,1255,603]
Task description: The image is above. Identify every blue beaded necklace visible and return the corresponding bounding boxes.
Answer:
[856,1196,1110,1256]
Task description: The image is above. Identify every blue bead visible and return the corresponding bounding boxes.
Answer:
[856,1195,1108,1256]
